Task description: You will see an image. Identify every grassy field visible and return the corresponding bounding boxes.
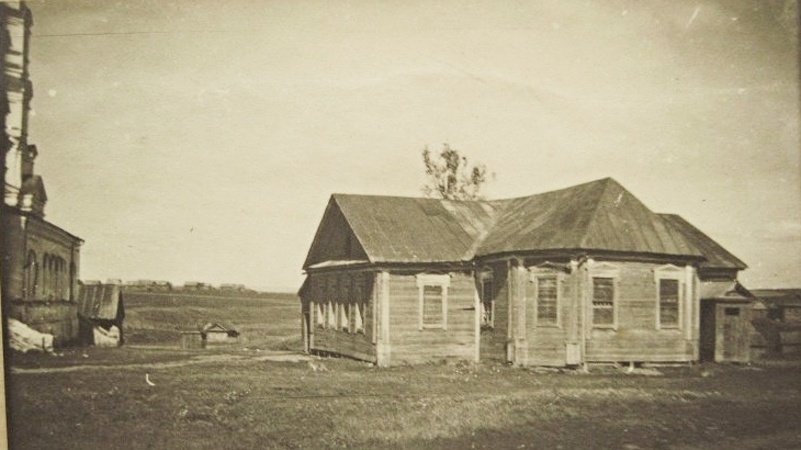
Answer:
[6,292,801,449]
[122,291,302,350]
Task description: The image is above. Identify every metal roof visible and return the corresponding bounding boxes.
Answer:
[303,177,744,269]
[658,213,747,270]
[77,283,122,320]
[476,178,702,258]
[330,194,501,264]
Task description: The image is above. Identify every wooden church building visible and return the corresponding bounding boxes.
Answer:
[299,178,751,367]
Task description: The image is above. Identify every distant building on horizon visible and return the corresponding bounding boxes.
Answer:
[0,2,83,345]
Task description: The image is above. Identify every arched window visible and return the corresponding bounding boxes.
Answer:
[57,258,65,300]
[54,258,61,300]
[23,251,37,299]
[69,262,76,301]
[41,254,49,299]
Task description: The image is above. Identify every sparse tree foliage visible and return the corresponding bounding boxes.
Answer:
[421,144,490,201]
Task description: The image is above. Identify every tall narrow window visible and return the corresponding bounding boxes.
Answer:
[339,275,351,332]
[42,254,49,299]
[339,302,349,332]
[592,277,615,327]
[654,264,685,330]
[327,301,336,328]
[69,262,75,301]
[316,302,325,328]
[314,278,325,328]
[536,275,558,326]
[327,277,337,328]
[354,302,364,333]
[659,279,680,327]
[416,274,450,330]
[423,285,443,326]
[24,251,37,299]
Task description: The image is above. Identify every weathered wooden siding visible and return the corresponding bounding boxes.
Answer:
[524,268,576,366]
[304,202,369,267]
[305,270,376,363]
[479,262,508,362]
[585,261,697,363]
[387,271,477,365]
[713,302,750,363]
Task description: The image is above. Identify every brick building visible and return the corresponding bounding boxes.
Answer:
[1,2,83,344]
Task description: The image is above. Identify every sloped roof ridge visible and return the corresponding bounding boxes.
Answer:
[478,177,616,206]
[466,177,612,249]
[578,177,617,248]
[332,177,619,206]
[331,192,487,204]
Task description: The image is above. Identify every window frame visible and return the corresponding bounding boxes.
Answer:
[654,264,684,330]
[529,267,562,328]
[416,274,450,331]
[590,263,620,330]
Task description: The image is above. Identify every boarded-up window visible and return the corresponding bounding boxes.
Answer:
[592,277,615,327]
[417,274,450,330]
[481,277,494,329]
[537,276,558,325]
[423,285,443,327]
[659,279,680,327]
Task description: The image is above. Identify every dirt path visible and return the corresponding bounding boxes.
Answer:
[10,350,313,374]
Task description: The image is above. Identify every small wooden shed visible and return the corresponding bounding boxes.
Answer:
[77,283,125,347]
[699,281,753,363]
[201,323,239,345]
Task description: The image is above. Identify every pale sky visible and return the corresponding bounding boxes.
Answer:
[23,0,800,291]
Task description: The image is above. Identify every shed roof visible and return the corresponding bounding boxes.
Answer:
[77,284,122,320]
[700,280,753,302]
[303,177,743,270]
[202,323,234,333]
[750,289,801,306]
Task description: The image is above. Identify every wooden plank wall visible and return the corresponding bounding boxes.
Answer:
[714,302,751,363]
[585,261,696,363]
[479,261,508,362]
[524,268,576,366]
[306,270,376,363]
[305,202,368,267]
[387,271,477,365]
